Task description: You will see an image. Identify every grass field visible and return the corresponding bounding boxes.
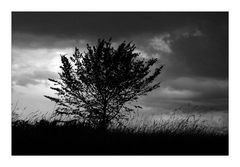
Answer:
[12,110,228,155]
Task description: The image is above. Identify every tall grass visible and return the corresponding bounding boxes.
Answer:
[12,108,228,155]
[12,107,228,136]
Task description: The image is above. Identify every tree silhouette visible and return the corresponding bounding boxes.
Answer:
[45,39,163,131]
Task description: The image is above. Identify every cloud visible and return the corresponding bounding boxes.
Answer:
[12,13,195,39]
[149,33,172,53]
[12,32,87,49]
[12,47,73,87]
[12,13,228,81]
[134,49,149,59]
[169,34,228,79]
[158,87,199,99]
[167,77,228,100]
[12,47,75,72]
[168,77,227,91]
[134,76,228,113]
[192,29,203,37]
[142,77,228,106]
[12,12,228,114]
[172,26,204,39]
[12,70,58,87]
[138,26,228,80]
[12,12,227,40]
[12,82,56,114]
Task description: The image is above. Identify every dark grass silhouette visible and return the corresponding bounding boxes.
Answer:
[12,114,228,155]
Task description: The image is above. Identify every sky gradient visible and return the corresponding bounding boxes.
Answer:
[12,12,228,116]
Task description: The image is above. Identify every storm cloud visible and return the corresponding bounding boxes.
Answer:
[12,12,226,39]
[12,12,228,113]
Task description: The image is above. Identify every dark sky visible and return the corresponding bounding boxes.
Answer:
[12,12,228,115]
[12,12,227,39]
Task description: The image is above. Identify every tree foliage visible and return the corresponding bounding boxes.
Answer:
[45,39,163,130]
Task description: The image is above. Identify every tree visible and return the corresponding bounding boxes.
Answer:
[45,39,163,131]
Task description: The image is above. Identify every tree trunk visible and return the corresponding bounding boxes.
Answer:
[100,101,108,133]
